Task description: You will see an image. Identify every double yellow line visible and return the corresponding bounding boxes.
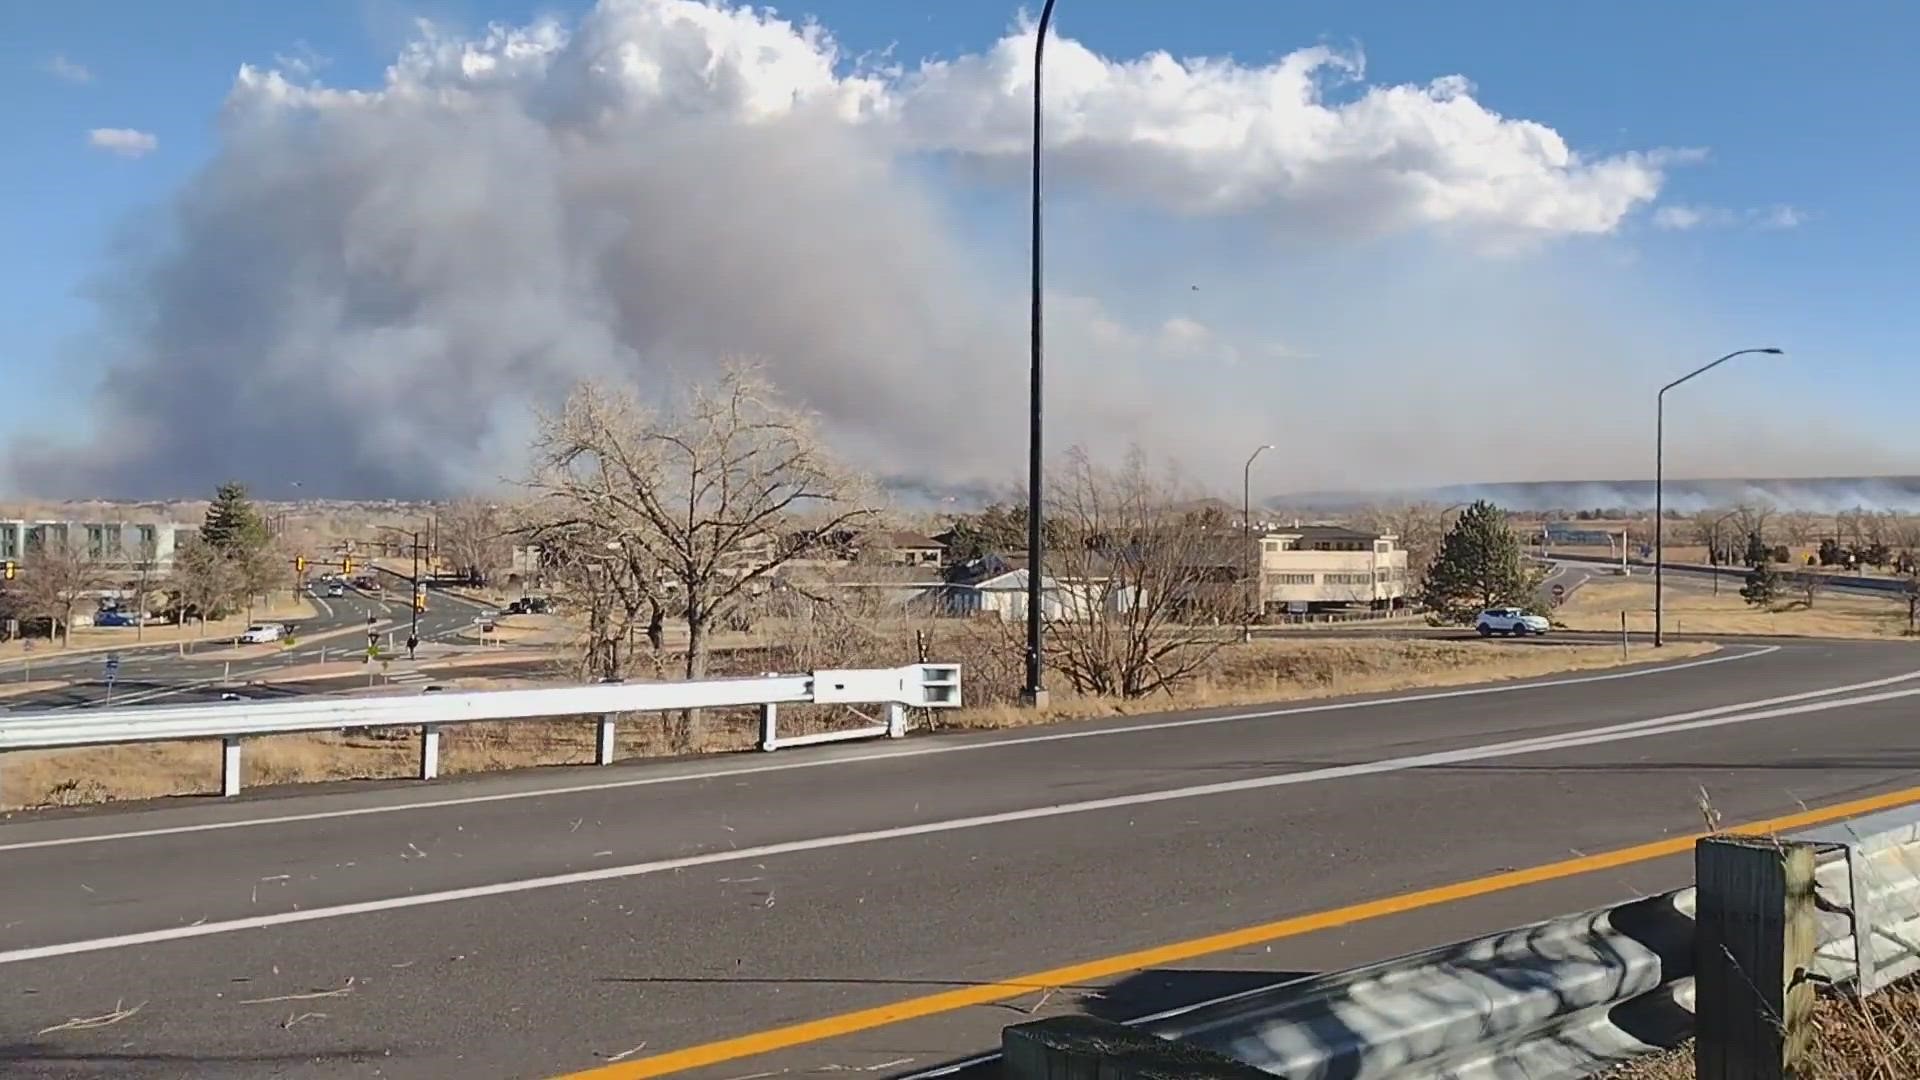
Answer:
[554,782,1920,1079]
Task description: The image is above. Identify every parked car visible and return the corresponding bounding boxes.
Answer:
[93,610,139,628]
[1475,607,1550,637]
[239,623,286,644]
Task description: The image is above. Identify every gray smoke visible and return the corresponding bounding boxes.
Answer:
[7,3,1893,501]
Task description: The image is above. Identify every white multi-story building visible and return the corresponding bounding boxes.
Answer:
[1256,524,1409,612]
[0,519,195,570]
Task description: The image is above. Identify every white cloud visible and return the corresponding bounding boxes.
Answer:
[86,128,158,157]
[47,53,92,83]
[224,1,1677,244]
[894,30,1678,242]
[1653,202,1804,231]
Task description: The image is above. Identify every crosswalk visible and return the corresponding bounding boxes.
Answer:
[386,669,431,685]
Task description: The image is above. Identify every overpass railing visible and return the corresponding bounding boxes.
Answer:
[0,663,961,799]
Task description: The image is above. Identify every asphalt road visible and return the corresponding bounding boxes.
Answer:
[4,637,1920,1078]
[0,581,499,711]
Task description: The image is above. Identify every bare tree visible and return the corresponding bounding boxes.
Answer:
[439,500,514,585]
[1838,507,1870,549]
[524,516,665,682]
[168,535,243,632]
[1731,504,1775,554]
[1041,447,1237,699]
[526,365,879,741]
[1796,571,1827,609]
[1777,511,1820,548]
[17,541,113,647]
[1352,503,1447,590]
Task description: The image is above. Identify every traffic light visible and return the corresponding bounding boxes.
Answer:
[413,592,427,613]
[2,560,13,581]
[295,555,307,573]
[342,556,353,575]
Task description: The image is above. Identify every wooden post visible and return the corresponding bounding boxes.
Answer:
[1695,834,1817,1080]
[1003,1015,1269,1080]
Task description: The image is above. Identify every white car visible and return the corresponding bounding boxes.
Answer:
[1476,607,1550,637]
[239,623,286,644]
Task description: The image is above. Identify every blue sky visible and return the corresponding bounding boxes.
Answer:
[1,2,1913,498]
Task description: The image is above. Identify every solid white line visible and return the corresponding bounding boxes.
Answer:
[0,646,1778,853]
[311,595,334,618]
[2,675,1913,966]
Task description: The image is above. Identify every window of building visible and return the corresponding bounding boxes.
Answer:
[1375,540,1392,553]
[87,524,124,559]
[1266,572,1316,585]
[135,525,158,560]
[0,525,16,560]
[1325,572,1374,585]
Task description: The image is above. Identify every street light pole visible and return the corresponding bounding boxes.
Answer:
[1243,444,1273,634]
[1655,347,1783,646]
[1022,0,1059,709]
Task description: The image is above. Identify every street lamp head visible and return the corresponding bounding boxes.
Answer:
[1760,347,1784,354]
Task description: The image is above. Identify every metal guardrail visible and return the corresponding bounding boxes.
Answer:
[992,805,1920,1080]
[0,663,961,799]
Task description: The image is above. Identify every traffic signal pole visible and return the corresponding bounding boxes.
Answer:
[410,530,421,657]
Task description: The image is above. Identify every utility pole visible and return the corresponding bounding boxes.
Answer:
[409,529,423,660]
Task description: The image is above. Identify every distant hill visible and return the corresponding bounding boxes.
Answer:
[1268,476,1920,514]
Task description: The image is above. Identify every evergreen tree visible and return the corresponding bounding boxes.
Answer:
[1740,560,1779,607]
[1743,530,1769,567]
[1420,500,1537,623]
[200,482,268,556]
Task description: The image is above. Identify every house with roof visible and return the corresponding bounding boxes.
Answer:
[937,552,1139,622]
[853,530,946,567]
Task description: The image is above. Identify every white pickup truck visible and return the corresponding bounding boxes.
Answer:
[1475,607,1550,637]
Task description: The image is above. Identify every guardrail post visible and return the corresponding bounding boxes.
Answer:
[886,701,907,739]
[595,714,617,765]
[221,737,243,797]
[1695,834,1816,1080]
[419,725,441,781]
[759,703,778,751]
[1003,1015,1267,1080]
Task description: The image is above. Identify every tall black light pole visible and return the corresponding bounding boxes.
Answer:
[1655,347,1782,646]
[1022,0,1059,708]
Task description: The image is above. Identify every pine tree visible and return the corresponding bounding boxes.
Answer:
[1420,500,1537,623]
[1740,560,1779,608]
[200,481,268,556]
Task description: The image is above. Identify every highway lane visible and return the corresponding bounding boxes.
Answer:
[3,640,1919,1078]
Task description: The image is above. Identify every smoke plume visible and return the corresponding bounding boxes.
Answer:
[10,0,1864,500]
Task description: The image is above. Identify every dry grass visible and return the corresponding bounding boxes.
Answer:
[939,637,1711,731]
[1556,579,1915,639]
[0,594,318,663]
[1605,982,1920,1079]
[0,636,1709,810]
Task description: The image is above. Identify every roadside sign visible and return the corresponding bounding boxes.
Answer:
[103,653,121,679]
[1551,583,1566,599]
